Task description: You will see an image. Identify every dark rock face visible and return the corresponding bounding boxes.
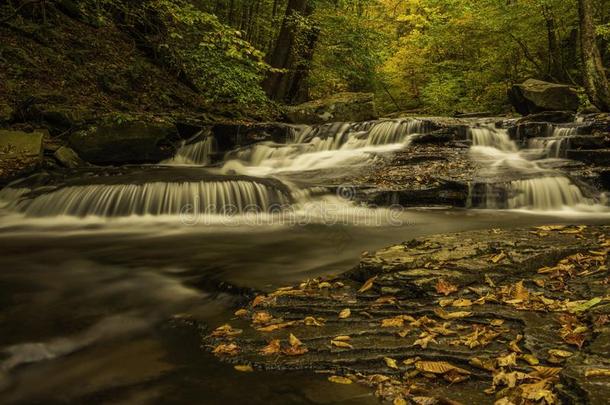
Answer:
[69,121,178,165]
[53,146,88,169]
[509,79,580,115]
[0,130,44,185]
[285,92,378,124]
[205,226,610,405]
[212,123,295,153]
[516,111,576,124]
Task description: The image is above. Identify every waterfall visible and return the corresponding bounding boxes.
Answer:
[507,177,591,210]
[469,127,517,152]
[165,136,217,165]
[467,121,602,211]
[6,180,291,217]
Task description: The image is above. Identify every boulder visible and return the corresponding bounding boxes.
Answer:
[508,79,580,115]
[54,146,88,168]
[515,111,576,124]
[0,130,44,184]
[285,92,377,124]
[69,121,178,165]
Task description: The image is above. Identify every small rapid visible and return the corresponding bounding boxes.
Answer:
[467,123,602,212]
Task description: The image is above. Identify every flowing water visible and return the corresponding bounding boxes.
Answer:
[0,117,609,404]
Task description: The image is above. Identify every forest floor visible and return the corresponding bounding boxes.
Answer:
[206,225,610,405]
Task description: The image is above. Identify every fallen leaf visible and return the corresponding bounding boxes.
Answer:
[260,339,281,355]
[382,316,405,328]
[393,397,407,405]
[415,360,470,375]
[359,276,377,293]
[283,345,308,356]
[252,311,273,325]
[531,366,562,378]
[328,375,352,384]
[435,308,473,320]
[585,368,610,377]
[234,309,248,317]
[497,352,517,367]
[211,324,243,338]
[289,333,303,347]
[491,251,507,264]
[213,343,239,356]
[252,295,268,308]
[548,349,573,358]
[234,365,253,372]
[256,321,296,332]
[384,357,399,369]
[452,298,473,307]
[435,279,458,296]
[570,297,602,313]
[303,316,325,326]
[413,332,438,349]
[339,308,351,319]
[521,354,539,366]
[331,340,353,349]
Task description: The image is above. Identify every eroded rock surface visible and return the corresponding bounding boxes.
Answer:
[206,226,610,404]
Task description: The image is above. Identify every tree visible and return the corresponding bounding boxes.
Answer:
[262,0,317,103]
[578,0,610,111]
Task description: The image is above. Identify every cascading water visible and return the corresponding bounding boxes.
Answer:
[528,126,578,158]
[221,118,429,175]
[165,135,217,165]
[4,180,291,217]
[467,124,597,211]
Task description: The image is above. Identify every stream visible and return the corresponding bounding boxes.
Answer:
[0,117,609,404]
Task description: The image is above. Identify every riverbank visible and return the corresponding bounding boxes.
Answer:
[206,225,610,405]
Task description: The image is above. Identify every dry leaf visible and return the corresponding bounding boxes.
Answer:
[283,345,308,356]
[252,311,273,325]
[531,366,562,378]
[384,357,399,369]
[413,332,438,349]
[359,276,377,293]
[491,251,507,263]
[435,279,458,296]
[234,365,253,372]
[328,375,352,384]
[497,352,517,367]
[234,309,248,317]
[211,324,243,338]
[289,333,302,347]
[382,316,405,328]
[415,361,470,375]
[303,316,325,326]
[339,308,351,319]
[548,349,573,358]
[435,308,473,320]
[393,397,408,405]
[256,321,296,332]
[585,368,610,377]
[331,340,354,349]
[252,295,268,308]
[260,339,281,355]
[452,298,473,307]
[521,354,539,366]
[213,343,239,356]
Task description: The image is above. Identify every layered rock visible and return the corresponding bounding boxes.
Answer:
[285,93,378,124]
[509,79,580,115]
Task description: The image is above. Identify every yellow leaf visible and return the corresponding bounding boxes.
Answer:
[211,324,243,338]
[381,316,405,328]
[531,366,562,378]
[415,361,470,375]
[384,357,399,369]
[513,281,529,302]
[359,276,377,293]
[490,251,506,263]
[252,311,273,325]
[339,308,351,319]
[234,309,248,317]
[328,375,352,384]
[331,340,354,349]
[213,343,239,356]
[521,354,539,365]
[452,298,473,307]
[435,308,473,320]
[490,319,505,327]
[497,352,517,367]
[303,316,325,326]
[548,349,573,358]
[585,368,610,377]
[289,333,302,347]
[394,397,407,405]
[234,365,253,372]
[256,321,296,332]
[260,339,281,355]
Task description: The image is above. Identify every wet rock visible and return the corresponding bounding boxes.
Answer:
[285,93,377,124]
[69,120,178,165]
[566,149,610,166]
[0,103,14,124]
[508,122,552,142]
[205,226,610,404]
[568,135,610,150]
[509,79,580,115]
[212,122,296,153]
[516,111,576,124]
[53,146,88,168]
[0,129,44,185]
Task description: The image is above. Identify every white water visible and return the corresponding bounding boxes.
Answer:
[2,181,291,217]
[164,135,217,165]
[221,119,427,176]
[468,125,600,211]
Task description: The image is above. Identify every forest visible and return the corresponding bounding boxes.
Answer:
[0,1,610,405]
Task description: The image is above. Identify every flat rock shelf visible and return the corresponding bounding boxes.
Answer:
[206,225,610,405]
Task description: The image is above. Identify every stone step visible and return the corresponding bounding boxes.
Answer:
[566,149,610,166]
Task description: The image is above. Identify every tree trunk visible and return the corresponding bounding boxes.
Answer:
[578,0,610,111]
[263,0,315,103]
